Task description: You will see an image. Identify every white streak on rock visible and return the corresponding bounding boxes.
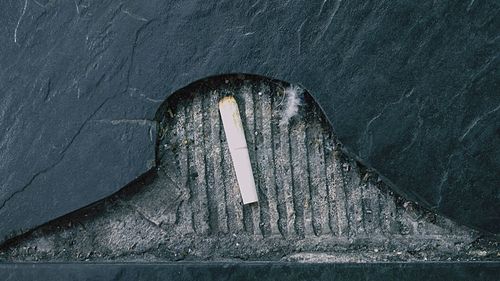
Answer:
[14,0,28,45]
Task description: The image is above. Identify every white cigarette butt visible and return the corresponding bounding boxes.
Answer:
[219,96,258,204]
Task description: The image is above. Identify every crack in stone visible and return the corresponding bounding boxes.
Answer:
[121,9,148,22]
[59,95,116,157]
[313,0,342,46]
[360,87,415,157]
[0,162,58,211]
[401,101,425,154]
[459,103,500,142]
[0,95,116,212]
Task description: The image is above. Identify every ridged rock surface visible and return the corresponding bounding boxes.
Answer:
[1,77,497,262]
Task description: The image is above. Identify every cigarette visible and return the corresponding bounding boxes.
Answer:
[219,96,258,204]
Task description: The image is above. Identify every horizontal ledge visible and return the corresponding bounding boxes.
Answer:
[1,261,498,281]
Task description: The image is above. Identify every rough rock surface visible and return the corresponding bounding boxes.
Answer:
[0,0,499,244]
[1,77,497,262]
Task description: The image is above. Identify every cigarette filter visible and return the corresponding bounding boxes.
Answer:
[219,96,258,204]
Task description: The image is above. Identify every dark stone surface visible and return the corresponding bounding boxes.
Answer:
[0,0,498,243]
[3,77,496,263]
[1,262,499,281]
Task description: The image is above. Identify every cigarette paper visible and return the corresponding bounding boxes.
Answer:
[219,96,258,204]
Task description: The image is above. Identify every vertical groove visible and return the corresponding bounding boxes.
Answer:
[259,86,280,235]
[242,83,262,236]
[167,102,193,232]
[250,88,262,236]
[303,102,325,237]
[191,94,210,234]
[275,107,296,237]
[280,124,297,236]
[301,129,315,236]
[395,197,410,236]
[377,190,387,236]
[332,150,349,237]
[357,168,367,237]
[344,160,364,237]
[242,205,253,233]
[271,90,288,237]
[371,181,383,236]
[380,189,397,235]
[305,155,317,236]
[360,178,369,234]
[183,101,197,233]
[204,90,223,233]
[238,91,254,234]
[289,119,308,238]
[254,87,272,236]
[306,111,331,236]
[363,180,381,236]
[324,133,339,236]
[220,89,244,233]
[210,90,229,233]
[318,129,333,235]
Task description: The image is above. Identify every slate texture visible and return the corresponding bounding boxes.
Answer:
[4,77,498,263]
[0,0,499,243]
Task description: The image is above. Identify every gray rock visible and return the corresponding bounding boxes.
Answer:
[0,0,498,243]
[3,78,497,263]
